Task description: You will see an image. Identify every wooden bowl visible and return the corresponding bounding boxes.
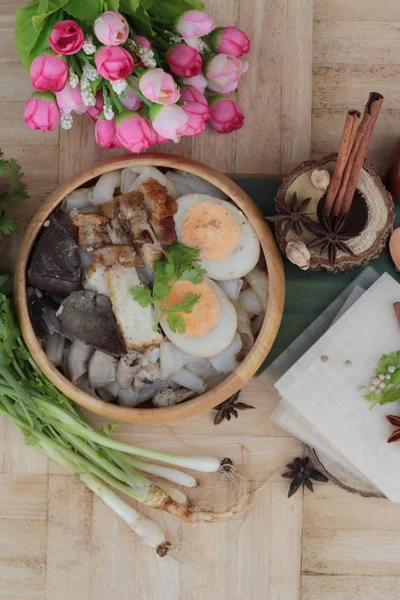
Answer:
[14,154,285,423]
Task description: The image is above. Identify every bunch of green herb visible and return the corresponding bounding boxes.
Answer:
[0,288,238,555]
[364,351,400,408]
[132,243,206,334]
[0,150,28,236]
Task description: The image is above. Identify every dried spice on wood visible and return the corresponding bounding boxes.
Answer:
[267,192,314,237]
[282,457,328,498]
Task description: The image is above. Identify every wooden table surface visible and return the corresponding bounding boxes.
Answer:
[1,1,400,599]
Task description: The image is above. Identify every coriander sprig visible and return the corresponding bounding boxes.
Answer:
[132,243,206,334]
[0,150,28,236]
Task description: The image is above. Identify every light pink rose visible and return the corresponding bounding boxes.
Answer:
[94,11,129,46]
[176,10,215,39]
[95,46,134,81]
[182,72,207,93]
[49,20,84,55]
[209,97,244,133]
[139,68,180,105]
[150,104,188,143]
[56,82,87,115]
[87,91,104,121]
[121,77,142,111]
[115,111,154,153]
[167,44,202,78]
[183,102,209,136]
[24,92,60,132]
[136,35,152,49]
[205,54,248,93]
[95,119,119,149]
[209,26,250,57]
[30,54,68,92]
[180,86,208,106]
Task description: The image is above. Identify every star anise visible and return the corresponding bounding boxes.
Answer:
[267,192,314,237]
[386,415,400,443]
[282,457,328,498]
[304,213,359,267]
[213,390,254,425]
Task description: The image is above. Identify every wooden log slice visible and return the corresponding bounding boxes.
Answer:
[306,445,385,499]
[275,153,395,273]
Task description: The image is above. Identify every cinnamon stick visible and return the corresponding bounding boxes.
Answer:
[331,112,371,216]
[337,92,384,217]
[324,110,361,216]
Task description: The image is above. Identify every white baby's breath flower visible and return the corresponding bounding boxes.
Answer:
[60,112,73,130]
[110,79,127,95]
[103,105,115,120]
[83,63,99,82]
[82,34,96,55]
[80,76,96,107]
[69,68,79,89]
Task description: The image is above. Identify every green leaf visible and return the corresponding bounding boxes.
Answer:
[0,275,12,297]
[119,0,140,14]
[0,150,7,176]
[377,351,400,374]
[104,0,120,9]
[131,285,153,307]
[0,218,16,236]
[149,0,204,24]
[180,267,206,284]
[32,0,69,32]
[167,312,186,334]
[14,1,42,66]
[130,5,154,37]
[167,291,200,314]
[101,421,118,436]
[64,0,103,20]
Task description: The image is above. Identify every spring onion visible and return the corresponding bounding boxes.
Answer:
[0,289,243,554]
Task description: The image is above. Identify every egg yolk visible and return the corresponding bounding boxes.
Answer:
[165,280,221,338]
[180,201,241,262]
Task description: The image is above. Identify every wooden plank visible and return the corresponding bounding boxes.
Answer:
[0,475,47,520]
[301,575,400,600]
[314,1,400,22]
[302,527,400,576]
[0,520,47,599]
[303,483,400,532]
[280,0,313,173]
[46,476,94,600]
[2,423,48,475]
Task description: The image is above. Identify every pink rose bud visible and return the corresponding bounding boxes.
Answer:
[115,111,154,153]
[55,81,87,115]
[209,26,250,57]
[150,104,189,143]
[182,72,207,93]
[48,20,84,55]
[95,119,119,149]
[30,54,68,93]
[176,10,215,39]
[136,35,152,49]
[87,91,104,121]
[94,11,129,46]
[183,101,209,136]
[24,92,60,132]
[139,68,180,105]
[121,76,143,111]
[205,53,248,94]
[209,97,244,133]
[147,120,168,146]
[95,46,134,81]
[180,86,208,107]
[167,44,202,78]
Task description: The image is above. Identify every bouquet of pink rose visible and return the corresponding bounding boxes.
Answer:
[15,0,250,153]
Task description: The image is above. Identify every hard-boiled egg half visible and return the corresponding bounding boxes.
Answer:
[159,276,237,358]
[173,194,260,281]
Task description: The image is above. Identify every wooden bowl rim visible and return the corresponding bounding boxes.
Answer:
[14,153,285,423]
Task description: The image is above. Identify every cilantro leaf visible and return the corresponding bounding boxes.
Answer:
[0,150,7,176]
[167,292,200,314]
[131,285,153,307]
[181,266,207,284]
[167,312,186,334]
[0,151,28,237]
[0,218,16,236]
